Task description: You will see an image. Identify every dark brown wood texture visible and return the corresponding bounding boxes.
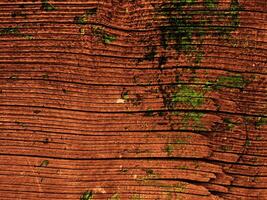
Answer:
[0,0,266,199]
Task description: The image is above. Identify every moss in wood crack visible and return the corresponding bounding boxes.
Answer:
[41,0,56,11]
[74,15,88,25]
[255,117,267,128]
[62,88,67,94]
[80,190,93,200]
[175,139,188,144]
[255,136,263,141]
[109,193,120,200]
[144,108,154,117]
[204,0,218,9]
[131,194,143,200]
[121,89,129,100]
[165,144,174,156]
[145,168,154,175]
[245,139,251,147]
[15,121,26,127]
[40,160,49,167]
[86,8,98,15]
[174,182,187,193]
[0,27,20,35]
[42,73,49,79]
[219,145,232,152]
[177,165,188,170]
[193,51,204,64]
[223,118,235,130]
[120,167,128,173]
[143,46,156,61]
[74,8,97,25]
[92,26,116,44]
[102,34,116,44]
[11,10,27,18]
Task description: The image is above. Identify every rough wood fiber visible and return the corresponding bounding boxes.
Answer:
[0,0,266,199]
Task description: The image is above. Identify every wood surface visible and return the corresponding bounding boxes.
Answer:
[0,0,266,199]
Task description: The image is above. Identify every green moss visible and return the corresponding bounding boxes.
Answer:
[172,86,204,107]
[131,194,143,200]
[0,27,20,35]
[223,118,235,130]
[155,0,242,64]
[175,139,188,144]
[80,191,93,200]
[74,8,97,25]
[177,165,188,170]
[41,0,56,11]
[194,51,204,64]
[24,35,34,40]
[204,0,218,9]
[86,8,98,15]
[183,112,204,124]
[145,169,154,175]
[102,34,116,44]
[215,74,248,89]
[144,108,154,117]
[219,145,232,152]
[255,117,267,127]
[92,26,116,44]
[174,183,187,193]
[74,15,88,25]
[245,139,251,147]
[143,46,156,61]
[40,160,49,167]
[255,136,263,140]
[165,144,174,156]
